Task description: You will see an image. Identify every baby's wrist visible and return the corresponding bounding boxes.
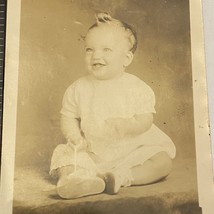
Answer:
[123,117,138,135]
[66,135,83,144]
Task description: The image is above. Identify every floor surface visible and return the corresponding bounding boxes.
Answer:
[13,158,202,214]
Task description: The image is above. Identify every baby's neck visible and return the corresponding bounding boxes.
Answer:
[89,71,126,82]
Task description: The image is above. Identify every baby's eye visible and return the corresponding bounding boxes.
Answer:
[103,48,112,52]
[85,48,93,53]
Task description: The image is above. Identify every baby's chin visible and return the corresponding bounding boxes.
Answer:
[88,69,124,81]
[88,70,113,80]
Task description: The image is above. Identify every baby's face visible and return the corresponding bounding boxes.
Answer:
[85,25,133,80]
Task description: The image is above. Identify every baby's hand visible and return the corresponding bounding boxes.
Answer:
[105,117,129,138]
[67,138,87,151]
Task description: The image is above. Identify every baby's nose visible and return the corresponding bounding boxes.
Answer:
[92,50,103,59]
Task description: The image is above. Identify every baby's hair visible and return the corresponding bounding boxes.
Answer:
[88,12,138,53]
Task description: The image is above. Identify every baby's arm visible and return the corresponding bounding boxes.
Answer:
[60,83,86,147]
[106,113,153,138]
[61,115,84,146]
[126,113,153,135]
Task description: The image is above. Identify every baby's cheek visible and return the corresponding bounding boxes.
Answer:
[105,118,121,129]
[85,57,91,66]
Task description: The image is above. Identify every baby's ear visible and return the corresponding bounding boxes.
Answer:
[124,51,134,67]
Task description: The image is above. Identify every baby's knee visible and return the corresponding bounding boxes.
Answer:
[50,144,89,177]
[56,165,74,179]
[151,151,173,176]
[53,143,73,155]
[53,143,88,157]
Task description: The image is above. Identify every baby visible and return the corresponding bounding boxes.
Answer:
[50,13,176,199]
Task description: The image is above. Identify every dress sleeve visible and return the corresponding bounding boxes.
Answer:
[133,82,156,115]
[60,83,80,119]
[60,83,83,141]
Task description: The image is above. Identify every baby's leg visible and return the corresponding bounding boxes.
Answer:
[56,165,74,179]
[131,151,172,185]
[102,151,172,194]
[50,144,105,199]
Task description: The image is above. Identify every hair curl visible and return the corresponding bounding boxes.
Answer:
[88,12,138,53]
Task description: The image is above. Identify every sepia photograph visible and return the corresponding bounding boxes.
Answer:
[0,0,213,213]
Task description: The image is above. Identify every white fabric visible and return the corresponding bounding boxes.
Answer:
[50,72,176,176]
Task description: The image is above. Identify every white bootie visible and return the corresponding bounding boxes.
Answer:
[101,172,122,194]
[99,169,134,195]
[57,170,105,199]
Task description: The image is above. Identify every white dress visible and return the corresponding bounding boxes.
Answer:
[50,72,176,176]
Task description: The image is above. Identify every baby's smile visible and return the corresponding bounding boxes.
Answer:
[85,24,133,80]
[92,62,106,69]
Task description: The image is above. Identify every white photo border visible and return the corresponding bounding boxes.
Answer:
[0,0,213,213]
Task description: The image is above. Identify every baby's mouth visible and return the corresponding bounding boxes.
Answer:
[92,63,106,69]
